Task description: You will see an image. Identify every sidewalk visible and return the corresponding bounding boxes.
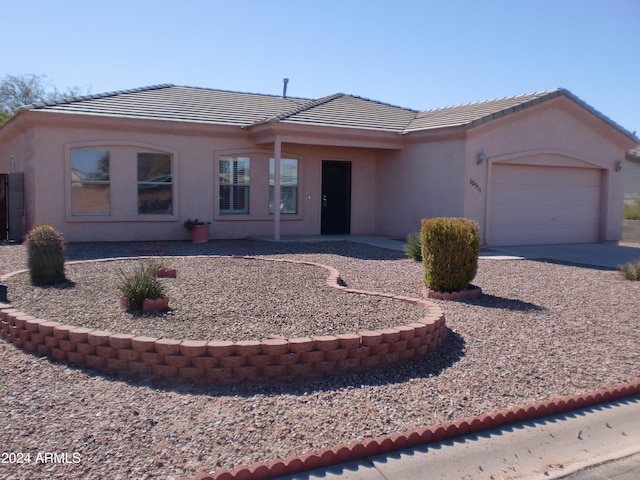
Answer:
[273,396,640,480]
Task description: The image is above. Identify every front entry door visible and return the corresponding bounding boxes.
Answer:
[321,160,351,235]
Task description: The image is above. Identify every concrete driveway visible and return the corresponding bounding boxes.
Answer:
[481,242,640,270]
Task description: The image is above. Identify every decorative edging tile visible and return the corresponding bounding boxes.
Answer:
[422,284,482,301]
[177,381,640,480]
[0,256,447,384]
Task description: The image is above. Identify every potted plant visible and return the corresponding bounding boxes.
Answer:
[183,218,211,243]
[117,261,169,312]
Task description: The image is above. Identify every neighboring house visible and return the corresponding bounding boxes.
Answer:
[625,146,640,204]
[0,84,637,246]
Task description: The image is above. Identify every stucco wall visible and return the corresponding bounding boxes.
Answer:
[1,114,379,242]
[374,136,467,238]
[464,97,631,244]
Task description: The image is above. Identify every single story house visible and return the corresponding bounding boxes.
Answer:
[0,84,637,246]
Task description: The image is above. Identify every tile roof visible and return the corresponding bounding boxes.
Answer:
[20,85,312,126]
[268,94,418,132]
[404,90,563,132]
[15,84,638,141]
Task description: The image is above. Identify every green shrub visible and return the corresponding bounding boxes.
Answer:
[421,217,480,292]
[117,261,165,311]
[619,259,640,281]
[403,232,422,262]
[25,224,67,286]
[623,199,640,220]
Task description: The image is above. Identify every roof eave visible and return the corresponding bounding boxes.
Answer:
[247,122,405,150]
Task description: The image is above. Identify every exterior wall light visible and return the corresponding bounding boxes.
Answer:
[477,150,486,165]
[615,159,623,172]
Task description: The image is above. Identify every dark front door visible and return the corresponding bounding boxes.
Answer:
[321,160,351,234]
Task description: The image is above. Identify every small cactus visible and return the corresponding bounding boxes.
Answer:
[25,224,67,286]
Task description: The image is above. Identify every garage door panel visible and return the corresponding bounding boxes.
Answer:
[491,205,599,227]
[490,224,599,246]
[491,185,600,207]
[492,165,599,186]
[489,164,601,246]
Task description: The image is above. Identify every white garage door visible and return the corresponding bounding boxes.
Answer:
[488,164,601,246]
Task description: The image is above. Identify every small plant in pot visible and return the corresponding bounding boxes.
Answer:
[183,218,211,243]
[117,260,169,312]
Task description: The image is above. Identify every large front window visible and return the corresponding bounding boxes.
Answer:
[269,158,298,214]
[219,156,250,214]
[70,149,110,215]
[137,153,172,214]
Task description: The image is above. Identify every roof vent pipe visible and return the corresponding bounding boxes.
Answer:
[283,78,289,98]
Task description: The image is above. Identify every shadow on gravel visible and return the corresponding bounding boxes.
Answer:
[76,329,467,399]
[468,294,545,312]
[63,240,407,262]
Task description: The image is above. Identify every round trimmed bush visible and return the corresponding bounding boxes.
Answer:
[421,217,480,292]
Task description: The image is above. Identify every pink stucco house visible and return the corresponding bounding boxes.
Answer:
[0,85,637,245]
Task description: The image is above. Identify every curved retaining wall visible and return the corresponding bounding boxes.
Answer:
[0,256,446,383]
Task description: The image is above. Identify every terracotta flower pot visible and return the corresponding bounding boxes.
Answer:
[190,224,209,243]
[120,296,170,312]
[142,296,170,313]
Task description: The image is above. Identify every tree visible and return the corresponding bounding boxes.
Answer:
[0,73,86,126]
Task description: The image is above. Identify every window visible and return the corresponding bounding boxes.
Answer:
[70,149,110,215]
[137,153,172,214]
[219,156,250,214]
[269,158,298,214]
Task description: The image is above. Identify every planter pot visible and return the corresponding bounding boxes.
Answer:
[142,296,170,313]
[119,296,170,312]
[190,224,210,243]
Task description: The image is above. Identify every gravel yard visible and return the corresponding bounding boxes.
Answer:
[1,239,639,480]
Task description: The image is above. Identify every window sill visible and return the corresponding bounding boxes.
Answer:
[65,214,178,223]
[214,214,302,221]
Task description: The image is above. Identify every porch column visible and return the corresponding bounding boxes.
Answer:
[273,137,282,240]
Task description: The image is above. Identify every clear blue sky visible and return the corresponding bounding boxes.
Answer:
[2,0,639,137]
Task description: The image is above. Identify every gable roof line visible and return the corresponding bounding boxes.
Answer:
[465,88,564,128]
[558,88,639,143]
[403,88,639,142]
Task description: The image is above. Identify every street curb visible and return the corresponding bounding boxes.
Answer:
[179,381,640,480]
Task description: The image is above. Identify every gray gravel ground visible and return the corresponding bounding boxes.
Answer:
[0,240,638,480]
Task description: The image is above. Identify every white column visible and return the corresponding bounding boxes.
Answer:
[274,137,281,241]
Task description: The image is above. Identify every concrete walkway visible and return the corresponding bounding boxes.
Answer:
[482,242,640,270]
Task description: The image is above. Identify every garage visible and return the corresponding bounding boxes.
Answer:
[488,164,602,246]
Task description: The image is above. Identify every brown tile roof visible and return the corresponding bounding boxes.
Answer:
[267,94,418,132]
[21,85,312,126]
[404,90,563,132]
[16,84,638,141]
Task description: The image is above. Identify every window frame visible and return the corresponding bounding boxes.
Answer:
[65,141,178,223]
[269,157,299,215]
[69,148,112,216]
[218,156,251,215]
[136,152,173,215]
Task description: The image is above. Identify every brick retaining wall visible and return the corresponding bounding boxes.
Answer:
[0,256,447,383]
